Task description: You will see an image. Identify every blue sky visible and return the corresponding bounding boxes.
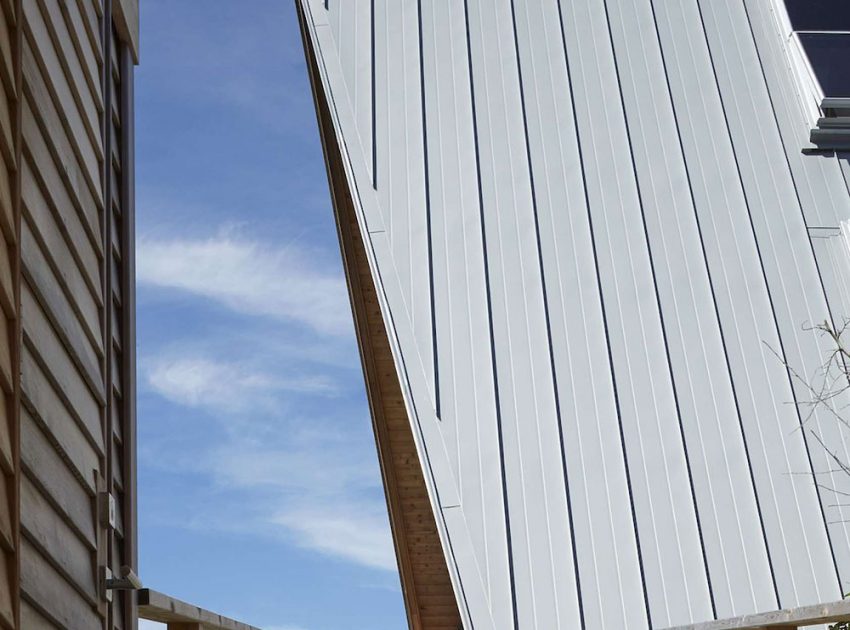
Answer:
[134,3,405,629]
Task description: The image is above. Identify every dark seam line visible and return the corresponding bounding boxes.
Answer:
[740,0,839,321]
[378,266,476,630]
[839,155,850,198]
[354,127,474,622]
[742,0,850,395]
[599,0,716,622]
[645,0,781,611]
[554,1,651,627]
[507,1,585,627]
[371,0,377,189]
[339,69,476,621]
[299,11,474,623]
[377,253,474,627]
[693,0,833,607]
[416,0,440,418]
[462,0,519,626]
[745,6,850,576]
[102,4,116,625]
[738,0,843,592]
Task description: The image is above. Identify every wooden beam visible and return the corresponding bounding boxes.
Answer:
[111,0,137,63]
[137,589,260,630]
[663,599,850,629]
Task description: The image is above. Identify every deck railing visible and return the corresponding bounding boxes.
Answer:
[137,590,850,630]
[664,598,850,630]
[137,588,261,630]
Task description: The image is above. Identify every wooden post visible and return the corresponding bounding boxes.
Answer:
[166,624,203,630]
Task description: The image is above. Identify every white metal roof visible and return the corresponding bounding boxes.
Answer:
[300,0,850,626]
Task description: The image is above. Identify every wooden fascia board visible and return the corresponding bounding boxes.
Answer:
[112,0,138,63]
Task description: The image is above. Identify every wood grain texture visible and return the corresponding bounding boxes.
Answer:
[137,589,260,630]
[17,3,137,629]
[111,0,136,63]
[0,2,139,628]
[0,0,20,626]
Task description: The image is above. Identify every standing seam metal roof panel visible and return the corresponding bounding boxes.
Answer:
[302,0,850,626]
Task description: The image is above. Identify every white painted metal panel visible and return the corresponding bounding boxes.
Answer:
[811,230,850,327]
[373,0,435,403]
[513,1,647,627]
[462,2,581,626]
[651,0,796,617]
[301,0,850,626]
[328,0,373,182]
[419,1,514,622]
[604,0,776,621]
[558,0,712,624]
[743,0,850,230]
[699,0,845,603]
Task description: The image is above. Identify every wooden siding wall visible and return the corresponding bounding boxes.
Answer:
[0,1,20,628]
[10,1,136,629]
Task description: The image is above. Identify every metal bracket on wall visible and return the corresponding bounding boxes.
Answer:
[102,565,143,602]
[98,492,116,529]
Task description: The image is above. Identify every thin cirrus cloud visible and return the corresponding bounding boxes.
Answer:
[206,430,394,572]
[137,234,351,336]
[146,356,337,412]
[144,356,396,575]
[272,506,396,572]
[210,434,379,497]
[137,230,394,577]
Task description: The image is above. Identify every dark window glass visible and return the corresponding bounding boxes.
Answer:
[784,0,850,31]
[799,33,850,98]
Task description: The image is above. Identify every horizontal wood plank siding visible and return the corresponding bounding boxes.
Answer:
[0,1,136,627]
[19,1,115,628]
[0,0,18,626]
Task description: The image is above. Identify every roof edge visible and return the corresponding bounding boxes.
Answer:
[296,4,461,628]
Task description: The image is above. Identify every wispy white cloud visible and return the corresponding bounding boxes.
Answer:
[146,355,337,412]
[171,436,395,574]
[273,505,396,572]
[138,228,393,575]
[137,234,351,336]
[141,353,394,574]
[209,435,377,496]
[201,430,395,573]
